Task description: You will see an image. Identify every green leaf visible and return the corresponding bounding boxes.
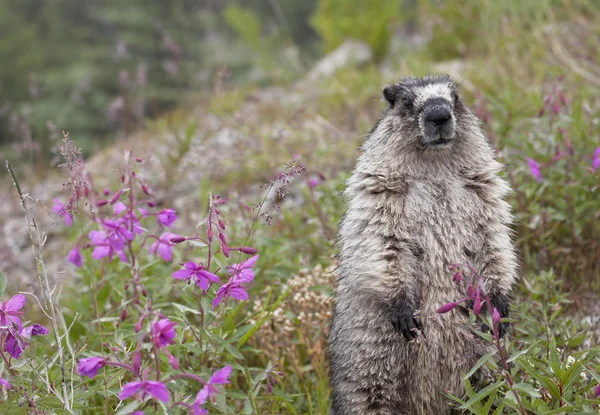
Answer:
[464,350,497,379]
[513,382,541,398]
[460,383,502,410]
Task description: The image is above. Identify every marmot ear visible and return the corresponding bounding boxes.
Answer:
[383,85,399,108]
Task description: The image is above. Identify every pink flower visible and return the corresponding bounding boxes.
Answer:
[212,256,258,309]
[525,157,542,183]
[151,318,176,348]
[308,178,318,188]
[172,262,219,290]
[594,383,600,398]
[228,255,258,282]
[157,209,177,228]
[0,294,25,331]
[77,356,107,378]
[88,228,127,262]
[119,380,169,402]
[196,366,231,404]
[52,199,72,226]
[67,246,83,267]
[148,232,179,262]
[4,324,48,358]
[592,147,600,171]
[0,378,10,389]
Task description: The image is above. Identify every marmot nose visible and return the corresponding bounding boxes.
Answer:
[426,108,451,126]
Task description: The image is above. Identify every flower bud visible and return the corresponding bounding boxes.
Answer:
[169,236,186,243]
[239,246,258,255]
[141,184,150,195]
[473,296,482,315]
[121,174,125,183]
[436,302,456,314]
[207,227,213,241]
[214,208,220,215]
[467,285,474,299]
[109,189,122,204]
[147,200,156,207]
[168,354,179,370]
[120,309,127,322]
[222,244,229,258]
[594,383,600,398]
[135,157,142,163]
[96,199,108,207]
[218,233,227,246]
[218,219,225,230]
[492,307,501,326]
[134,317,143,333]
[452,272,462,285]
[141,287,147,297]
[132,349,141,375]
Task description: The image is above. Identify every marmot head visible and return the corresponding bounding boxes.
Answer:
[381,75,475,150]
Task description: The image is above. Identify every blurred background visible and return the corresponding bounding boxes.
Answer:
[1,2,599,410]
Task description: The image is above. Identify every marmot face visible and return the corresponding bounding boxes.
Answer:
[382,75,472,150]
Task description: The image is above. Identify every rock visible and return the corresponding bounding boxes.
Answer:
[305,40,373,82]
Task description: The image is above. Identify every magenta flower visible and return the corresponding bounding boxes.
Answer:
[4,323,48,358]
[114,203,145,234]
[592,147,600,171]
[157,209,177,228]
[52,199,72,226]
[148,232,179,262]
[151,318,177,348]
[473,295,482,315]
[77,356,107,378]
[101,218,135,248]
[119,380,170,402]
[0,378,10,389]
[67,246,83,267]
[0,294,25,331]
[88,230,126,262]
[594,383,600,398]
[192,389,209,415]
[212,256,258,309]
[525,157,542,183]
[228,255,258,282]
[308,178,318,188]
[172,262,219,290]
[196,366,232,404]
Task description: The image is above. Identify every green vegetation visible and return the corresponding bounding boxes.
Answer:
[1,0,600,413]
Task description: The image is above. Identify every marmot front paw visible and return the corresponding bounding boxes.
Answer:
[391,306,422,340]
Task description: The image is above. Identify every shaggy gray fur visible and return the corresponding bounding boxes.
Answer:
[328,75,517,415]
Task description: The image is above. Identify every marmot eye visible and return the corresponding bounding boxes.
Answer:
[452,91,459,102]
[403,99,412,109]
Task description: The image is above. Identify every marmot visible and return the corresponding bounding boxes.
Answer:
[328,75,517,414]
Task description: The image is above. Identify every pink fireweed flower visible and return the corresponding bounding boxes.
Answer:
[592,147,600,172]
[101,218,135,248]
[119,380,170,403]
[172,262,219,290]
[77,356,107,378]
[88,230,126,261]
[525,157,542,183]
[192,390,209,415]
[67,246,83,267]
[157,208,177,228]
[52,199,72,226]
[148,232,180,262]
[0,378,10,389]
[196,366,232,404]
[151,318,177,348]
[0,294,25,331]
[212,256,258,309]
[4,324,48,358]
[228,255,258,282]
[308,178,318,188]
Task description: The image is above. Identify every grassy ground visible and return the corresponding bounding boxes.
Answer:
[1,1,600,413]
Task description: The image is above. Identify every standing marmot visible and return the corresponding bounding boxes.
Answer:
[328,75,517,414]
